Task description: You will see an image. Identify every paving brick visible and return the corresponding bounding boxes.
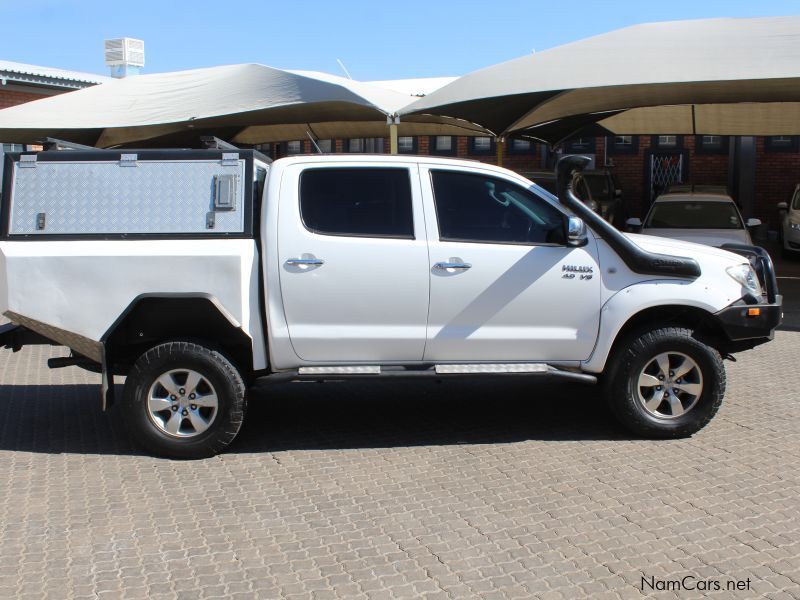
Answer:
[0,333,798,598]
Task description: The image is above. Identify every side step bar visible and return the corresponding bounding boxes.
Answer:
[259,363,597,385]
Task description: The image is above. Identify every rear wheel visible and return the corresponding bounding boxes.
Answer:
[120,341,247,458]
[604,327,725,438]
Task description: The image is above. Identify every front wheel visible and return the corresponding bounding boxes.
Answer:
[120,341,247,458]
[604,327,725,438]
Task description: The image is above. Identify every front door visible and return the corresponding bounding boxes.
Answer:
[278,163,430,362]
[421,167,602,362]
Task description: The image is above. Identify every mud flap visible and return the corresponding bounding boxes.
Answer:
[101,346,115,411]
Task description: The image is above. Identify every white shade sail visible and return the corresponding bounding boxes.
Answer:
[401,16,800,142]
[0,63,490,147]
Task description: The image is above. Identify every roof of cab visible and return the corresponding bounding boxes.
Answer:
[272,154,531,181]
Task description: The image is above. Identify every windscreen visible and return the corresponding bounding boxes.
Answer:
[645,201,743,230]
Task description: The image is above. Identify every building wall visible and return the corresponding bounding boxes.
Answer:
[0,88,44,110]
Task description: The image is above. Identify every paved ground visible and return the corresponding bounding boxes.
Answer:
[0,244,798,599]
[0,327,798,599]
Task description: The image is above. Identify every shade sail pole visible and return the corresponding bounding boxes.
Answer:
[388,116,399,154]
[496,137,505,167]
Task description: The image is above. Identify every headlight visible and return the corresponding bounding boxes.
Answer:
[726,264,763,298]
[790,222,800,231]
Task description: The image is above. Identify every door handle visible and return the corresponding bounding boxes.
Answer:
[285,258,324,266]
[433,261,472,270]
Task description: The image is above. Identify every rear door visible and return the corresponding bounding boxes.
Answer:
[420,165,602,362]
[278,162,430,362]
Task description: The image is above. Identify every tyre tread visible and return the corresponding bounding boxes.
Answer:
[121,341,247,459]
[605,326,725,439]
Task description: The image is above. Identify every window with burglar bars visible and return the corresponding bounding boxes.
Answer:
[650,153,684,200]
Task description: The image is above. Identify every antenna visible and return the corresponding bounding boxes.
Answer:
[336,59,353,80]
[306,131,323,154]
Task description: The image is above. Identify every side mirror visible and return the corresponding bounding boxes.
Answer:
[777,202,788,211]
[746,218,762,228]
[567,216,588,247]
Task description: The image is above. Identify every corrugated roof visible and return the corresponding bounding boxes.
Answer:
[0,60,109,87]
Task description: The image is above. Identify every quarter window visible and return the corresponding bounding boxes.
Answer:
[695,135,729,154]
[397,136,416,153]
[430,170,565,245]
[607,135,639,155]
[430,136,457,155]
[286,140,303,155]
[765,136,800,152]
[300,168,414,238]
[316,139,333,153]
[659,135,677,147]
[347,138,364,152]
[509,138,534,154]
[348,138,384,153]
[469,136,493,155]
[565,138,594,153]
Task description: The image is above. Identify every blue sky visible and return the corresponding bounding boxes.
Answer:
[1,0,797,80]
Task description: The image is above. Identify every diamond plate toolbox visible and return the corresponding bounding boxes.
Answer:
[8,157,247,235]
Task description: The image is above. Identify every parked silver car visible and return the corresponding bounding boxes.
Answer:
[777,184,800,258]
[627,191,761,248]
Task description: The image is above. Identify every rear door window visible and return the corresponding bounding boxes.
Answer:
[300,167,414,238]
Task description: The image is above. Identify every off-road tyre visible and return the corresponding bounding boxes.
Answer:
[604,327,725,438]
[120,341,247,459]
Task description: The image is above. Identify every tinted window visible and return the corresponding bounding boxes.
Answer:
[645,201,743,230]
[584,174,612,200]
[431,171,565,245]
[300,168,414,238]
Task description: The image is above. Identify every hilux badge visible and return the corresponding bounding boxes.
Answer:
[562,264,593,273]
[562,264,594,280]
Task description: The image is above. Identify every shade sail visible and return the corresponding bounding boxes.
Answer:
[400,16,800,142]
[0,63,489,147]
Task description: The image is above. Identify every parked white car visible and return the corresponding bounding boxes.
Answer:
[777,184,800,258]
[0,151,783,458]
[627,191,761,248]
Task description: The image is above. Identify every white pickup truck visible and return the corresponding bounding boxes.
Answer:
[0,149,782,458]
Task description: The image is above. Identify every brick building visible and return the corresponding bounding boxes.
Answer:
[0,60,108,153]
[259,132,796,235]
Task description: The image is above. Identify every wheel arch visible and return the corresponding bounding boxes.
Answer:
[585,302,730,374]
[102,294,256,376]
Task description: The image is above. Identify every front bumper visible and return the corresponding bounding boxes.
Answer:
[713,296,783,344]
[714,244,783,350]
